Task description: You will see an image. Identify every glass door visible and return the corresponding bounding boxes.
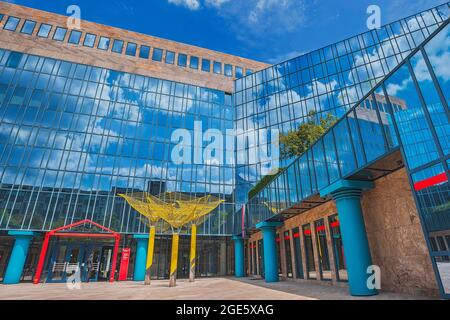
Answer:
[64,245,84,282]
[82,245,102,282]
[98,246,113,281]
[47,243,69,283]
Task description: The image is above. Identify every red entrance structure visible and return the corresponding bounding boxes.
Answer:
[33,219,121,284]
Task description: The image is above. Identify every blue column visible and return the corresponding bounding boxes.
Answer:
[133,234,149,281]
[3,231,35,285]
[320,180,377,296]
[256,221,282,283]
[232,235,245,278]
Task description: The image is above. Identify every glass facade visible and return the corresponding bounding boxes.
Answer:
[238,4,450,220]
[245,7,450,297]
[0,49,236,236]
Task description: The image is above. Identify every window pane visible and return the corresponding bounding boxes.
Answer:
[97,36,110,50]
[246,69,254,76]
[425,24,450,107]
[53,27,67,41]
[315,219,331,280]
[225,64,233,77]
[68,30,82,44]
[334,119,356,176]
[324,131,340,183]
[411,50,450,156]
[354,97,387,163]
[292,228,304,279]
[303,224,316,279]
[384,64,440,170]
[37,23,52,38]
[125,43,137,56]
[165,51,175,64]
[112,39,124,53]
[4,16,20,31]
[235,66,243,78]
[213,61,222,74]
[374,87,399,149]
[20,20,36,35]
[312,141,328,190]
[83,33,96,47]
[329,215,347,282]
[190,56,199,69]
[152,48,163,62]
[178,53,187,67]
[0,14,4,22]
[139,45,150,59]
[202,59,210,72]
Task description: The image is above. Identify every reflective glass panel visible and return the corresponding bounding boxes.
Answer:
[20,20,36,35]
[37,23,52,38]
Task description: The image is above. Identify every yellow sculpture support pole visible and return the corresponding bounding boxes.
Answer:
[169,233,179,287]
[145,225,156,285]
[189,224,197,282]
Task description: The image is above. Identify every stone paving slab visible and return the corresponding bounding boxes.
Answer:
[0,277,434,300]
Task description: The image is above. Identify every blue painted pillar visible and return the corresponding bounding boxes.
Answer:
[320,180,377,296]
[232,235,245,278]
[256,221,282,283]
[3,231,35,285]
[133,234,149,281]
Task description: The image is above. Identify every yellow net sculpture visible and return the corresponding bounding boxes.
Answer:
[118,192,160,285]
[146,193,223,287]
[120,192,223,287]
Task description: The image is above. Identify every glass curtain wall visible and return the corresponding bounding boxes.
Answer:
[0,49,235,236]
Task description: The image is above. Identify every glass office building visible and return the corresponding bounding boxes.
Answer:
[1,1,450,299]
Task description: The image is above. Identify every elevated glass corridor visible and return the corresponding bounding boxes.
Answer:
[245,15,450,298]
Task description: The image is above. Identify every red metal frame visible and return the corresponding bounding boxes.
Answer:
[33,219,120,284]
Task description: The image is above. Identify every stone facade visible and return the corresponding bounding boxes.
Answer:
[248,168,440,297]
[0,2,269,93]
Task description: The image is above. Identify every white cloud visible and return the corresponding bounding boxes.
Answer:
[205,0,231,8]
[168,0,201,11]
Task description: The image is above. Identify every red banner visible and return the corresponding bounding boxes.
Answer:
[118,248,131,281]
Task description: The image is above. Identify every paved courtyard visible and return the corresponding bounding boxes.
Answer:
[0,277,434,300]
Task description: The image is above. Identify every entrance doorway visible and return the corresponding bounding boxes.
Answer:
[46,241,113,283]
[33,219,120,284]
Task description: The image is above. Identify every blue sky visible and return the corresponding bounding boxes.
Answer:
[2,0,447,63]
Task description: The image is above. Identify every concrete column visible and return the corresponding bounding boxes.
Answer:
[256,221,283,283]
[320,180,377,296]
[3,231,34,285]
[232,235,245,278]
[133,234,149,281]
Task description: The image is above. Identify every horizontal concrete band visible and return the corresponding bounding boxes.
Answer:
[133,234,150,240]
[320,180,375,198]
[256,221,283,230]
[7,231,35,237]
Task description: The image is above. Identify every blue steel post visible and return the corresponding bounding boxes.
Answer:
[3,231,35,285]
[133,234,149,281]
[321,180,377,296]
[232,235,245,277]
[256,221,283,283]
